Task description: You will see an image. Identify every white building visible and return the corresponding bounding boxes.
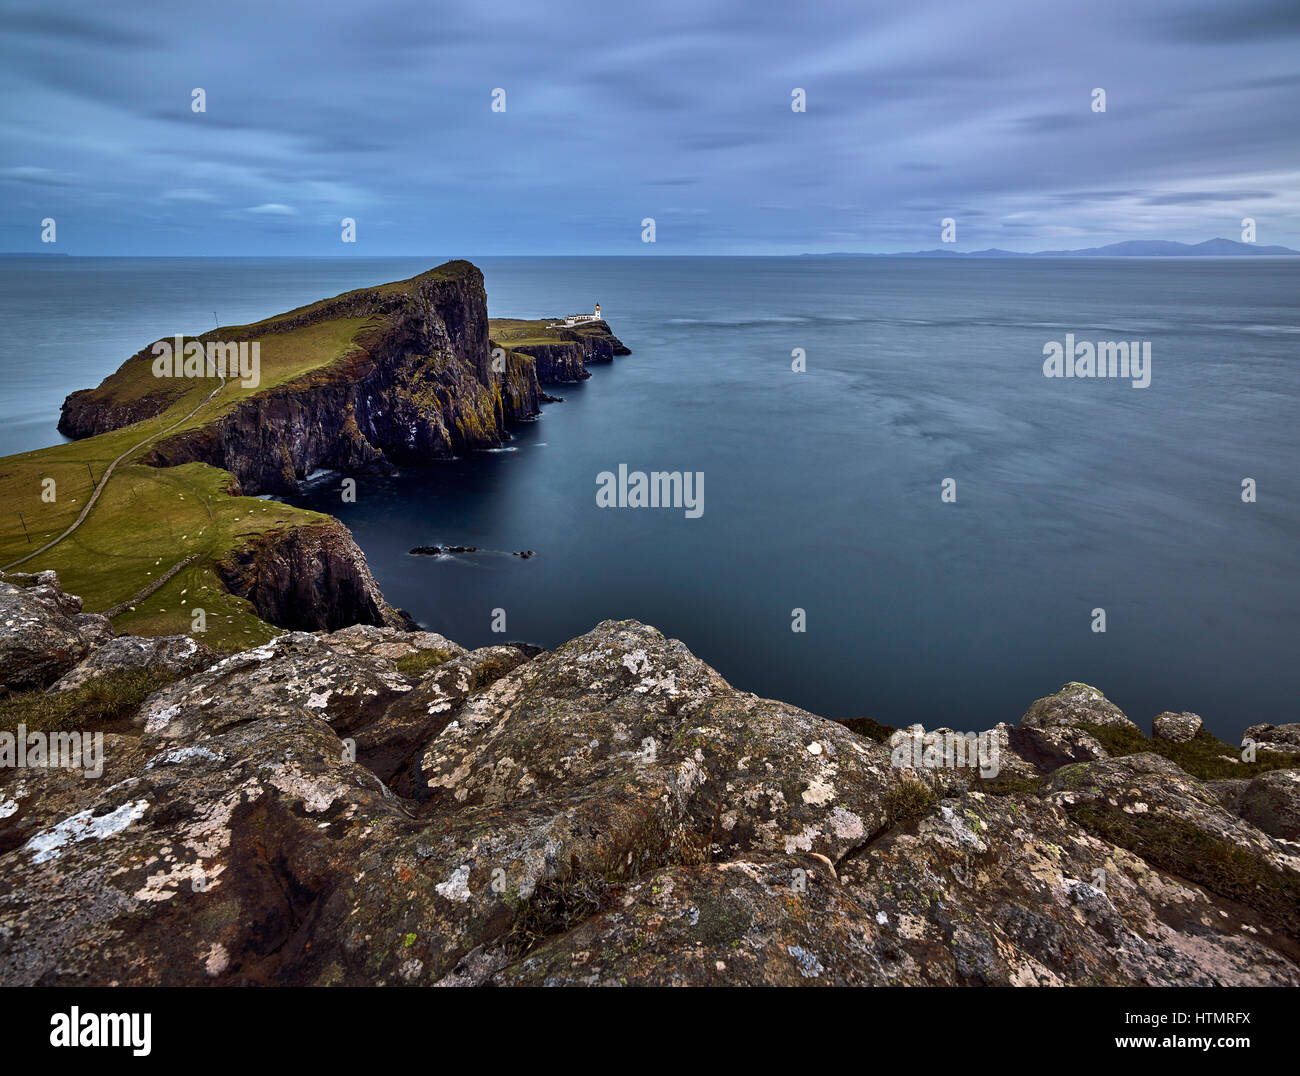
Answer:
[558,303,602,327]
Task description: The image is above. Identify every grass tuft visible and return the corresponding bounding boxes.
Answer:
[1077,722,1296,781]
[394,648,455,678]
[0,668,184,736]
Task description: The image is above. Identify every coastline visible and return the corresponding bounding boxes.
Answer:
[0,260,628,648]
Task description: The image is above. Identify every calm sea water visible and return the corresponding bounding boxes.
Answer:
[2,255,1297,740]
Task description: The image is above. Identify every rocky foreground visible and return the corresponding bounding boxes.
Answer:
[1,570,1298,986]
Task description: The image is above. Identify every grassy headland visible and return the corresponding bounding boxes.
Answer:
[0,305,380,651]
[2,265,624,653]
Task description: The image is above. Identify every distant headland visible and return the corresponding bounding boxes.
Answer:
[812,237,1300,257]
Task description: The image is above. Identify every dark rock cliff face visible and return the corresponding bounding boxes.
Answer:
[59,357,190,436]
[508,342,589,383]
[59,263,544,496]
[216,520,414,632]
[499,321,631,385]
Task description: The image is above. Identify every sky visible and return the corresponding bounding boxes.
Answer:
[1,0,1298,255]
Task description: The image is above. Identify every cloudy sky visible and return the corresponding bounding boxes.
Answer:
[2,0,1297,254]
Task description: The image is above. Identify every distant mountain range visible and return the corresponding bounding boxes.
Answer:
[815,238,1299,258]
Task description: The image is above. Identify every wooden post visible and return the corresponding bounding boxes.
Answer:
[17,512,30,543]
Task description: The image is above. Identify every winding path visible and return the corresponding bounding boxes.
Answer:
[3,376,227,573]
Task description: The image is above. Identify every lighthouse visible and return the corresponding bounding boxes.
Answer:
[594,302,601,319]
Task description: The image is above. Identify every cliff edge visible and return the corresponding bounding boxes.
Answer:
[61,262,540,496]
[1,571,1298,986]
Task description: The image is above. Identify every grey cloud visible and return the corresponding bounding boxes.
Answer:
[1156,0,1300,43]
[1,0,1296,254]
[1142,190,1277,205]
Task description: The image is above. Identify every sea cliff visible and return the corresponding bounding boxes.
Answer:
[58,262,625,497]
[0,262,628,647]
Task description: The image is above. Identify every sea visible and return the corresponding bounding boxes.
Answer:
[2,254,1297,742]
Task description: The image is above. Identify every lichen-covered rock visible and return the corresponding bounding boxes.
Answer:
[1,582,1297,987]
[1001,722,1110,774]
[1243,723,1300,756]
[1239,770,1300,841]
[499,789,1300,987]
[0,708,404,985]
[494,855,923,987]
[1021,682,1137,732]
[354,646,531,787]
[1047,754,1300,938]
[0,734,149,857]
[418,620,906,865]
[47,634,221,694]
[317,624,466,666]
[1153,711,1203,743]
[1205,778,1250,814]
[137,631,415,743]
[835,790,1298,986]
[0,571,112,694]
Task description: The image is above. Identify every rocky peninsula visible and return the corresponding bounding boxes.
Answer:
[0,262,626,651]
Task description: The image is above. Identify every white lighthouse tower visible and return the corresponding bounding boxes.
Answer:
[594,302,601,319]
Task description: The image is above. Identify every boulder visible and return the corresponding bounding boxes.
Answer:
[494,855,919,987]
[0,734,149,857]
[1020,682,1137,732]
[317,623,466,666]
[1152,711,1202,744]
[353,646,532,787]
[137,631,415,743]
[417,620,907,865]
[1204,778,1249,814]
[834,789,1297,986]
[0,571,112,694]
[1239,769,1300,841]
[499,788,1300,987]
[47,634,221,694]
[1001,722,1110,774]
[1,586,1298,987]
[1243,723,1300,756]
[1047,754,1300,938]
